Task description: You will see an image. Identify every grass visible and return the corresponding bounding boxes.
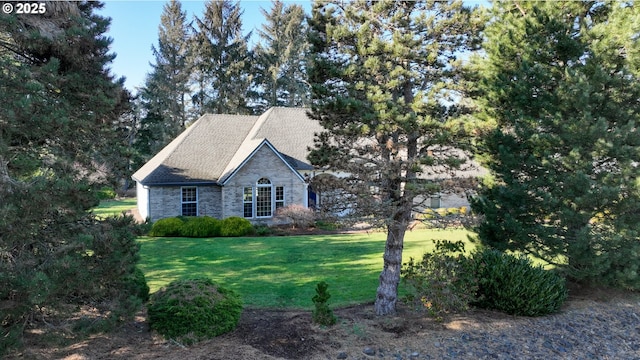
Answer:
[92,198,136,218]
[137,228,475,309]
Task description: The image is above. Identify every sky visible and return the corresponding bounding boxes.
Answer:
[97,1,311,93]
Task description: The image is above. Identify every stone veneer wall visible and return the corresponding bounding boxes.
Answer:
[148,185,222,221]
[222,144,306,223]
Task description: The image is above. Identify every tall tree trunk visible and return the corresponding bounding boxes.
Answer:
[374,221,407,315]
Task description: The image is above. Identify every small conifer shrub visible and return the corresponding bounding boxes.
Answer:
[312,281,336,326]
[147,278,242,345]
[472,249,567,316]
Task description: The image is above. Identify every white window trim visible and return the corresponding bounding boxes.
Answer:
[181,186,198,216]
[256,178,273,218]
[275,185,285,211]
[246,178,286,219]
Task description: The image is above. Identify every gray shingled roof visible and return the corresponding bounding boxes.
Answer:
[132,107,321,186]
[251,107,324,170]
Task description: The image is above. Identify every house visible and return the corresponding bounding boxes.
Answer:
[132,107,483,223]
[132,107,325,222]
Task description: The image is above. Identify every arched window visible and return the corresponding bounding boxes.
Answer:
[256,178,272,217]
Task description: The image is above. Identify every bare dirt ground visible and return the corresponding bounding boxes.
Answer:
[7,284,640,360]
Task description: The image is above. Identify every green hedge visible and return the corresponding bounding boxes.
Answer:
[220,217,254,237]
[148,216,253,238]
[149,217,184,237]
[180,216,222,237]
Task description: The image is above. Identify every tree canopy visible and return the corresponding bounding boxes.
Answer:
[308,0,484,315]
[252,0,310,112]
[471,1,640,288]
[0,1,143,352]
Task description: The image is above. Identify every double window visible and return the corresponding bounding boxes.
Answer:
[243,178,284,218]
[181,186,198,216]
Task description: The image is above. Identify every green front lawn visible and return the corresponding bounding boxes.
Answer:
[92,198,137,218]
[138,228,475,309]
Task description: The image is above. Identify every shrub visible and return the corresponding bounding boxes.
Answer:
[220,216,253,237]
[312,281,336,326]
[96,186,117,200]
[124,267,150,303]
[254,224,273,236]
[147,278,242,345]
[180,216,221,238]
[149,217,185,237]
[401,240,478,321]
[472,248,567,316]
[275,204,316,228]
[315,220,339,231]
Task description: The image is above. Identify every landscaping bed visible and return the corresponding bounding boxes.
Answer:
[8,284,639,359]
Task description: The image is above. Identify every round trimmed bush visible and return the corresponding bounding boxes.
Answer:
[472,248,567,316]
[180,216,221,237]
[220,216,254,237]
[147,278,242,345]
[149,217,184,237]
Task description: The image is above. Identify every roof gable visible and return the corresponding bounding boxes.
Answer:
[132,107,320,186]
[219,138,305,185]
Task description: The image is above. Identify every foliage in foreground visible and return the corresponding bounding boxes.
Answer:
[402,240,478,321]
[402,242,567,319]
[307,0,485,316]
[1,214,147,354]
[0,1,138,355]
[471,0,640,289]
[147,278,242,345]
[312,281,336,326]
[472,249,568,316]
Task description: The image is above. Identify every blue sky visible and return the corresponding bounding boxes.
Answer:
[98,1,311,93]
[98,1,484,94]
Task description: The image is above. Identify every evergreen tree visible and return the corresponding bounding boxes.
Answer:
[471,1,640,288]
[308,0,483,315]
[0,2,143,351]
[253,0,310,112]
[138,0,191,156]
[191,0,252,114]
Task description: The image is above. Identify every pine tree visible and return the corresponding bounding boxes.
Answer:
[253,0,310,112]
[191,0,252,114]
[0,2,142,351]
[471,1,640,288]
[308,0,484,315]
[138,0,191,155]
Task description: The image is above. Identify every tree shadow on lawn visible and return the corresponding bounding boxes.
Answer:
[138,234,392,308]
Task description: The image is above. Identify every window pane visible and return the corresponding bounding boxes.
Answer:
[257,178,271,185]
[244,203,253,218]
[243,187,253,218]
[182,187,197,202]
[275,186,284,210]
[256,186,272,217]
[182,203,197,216]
